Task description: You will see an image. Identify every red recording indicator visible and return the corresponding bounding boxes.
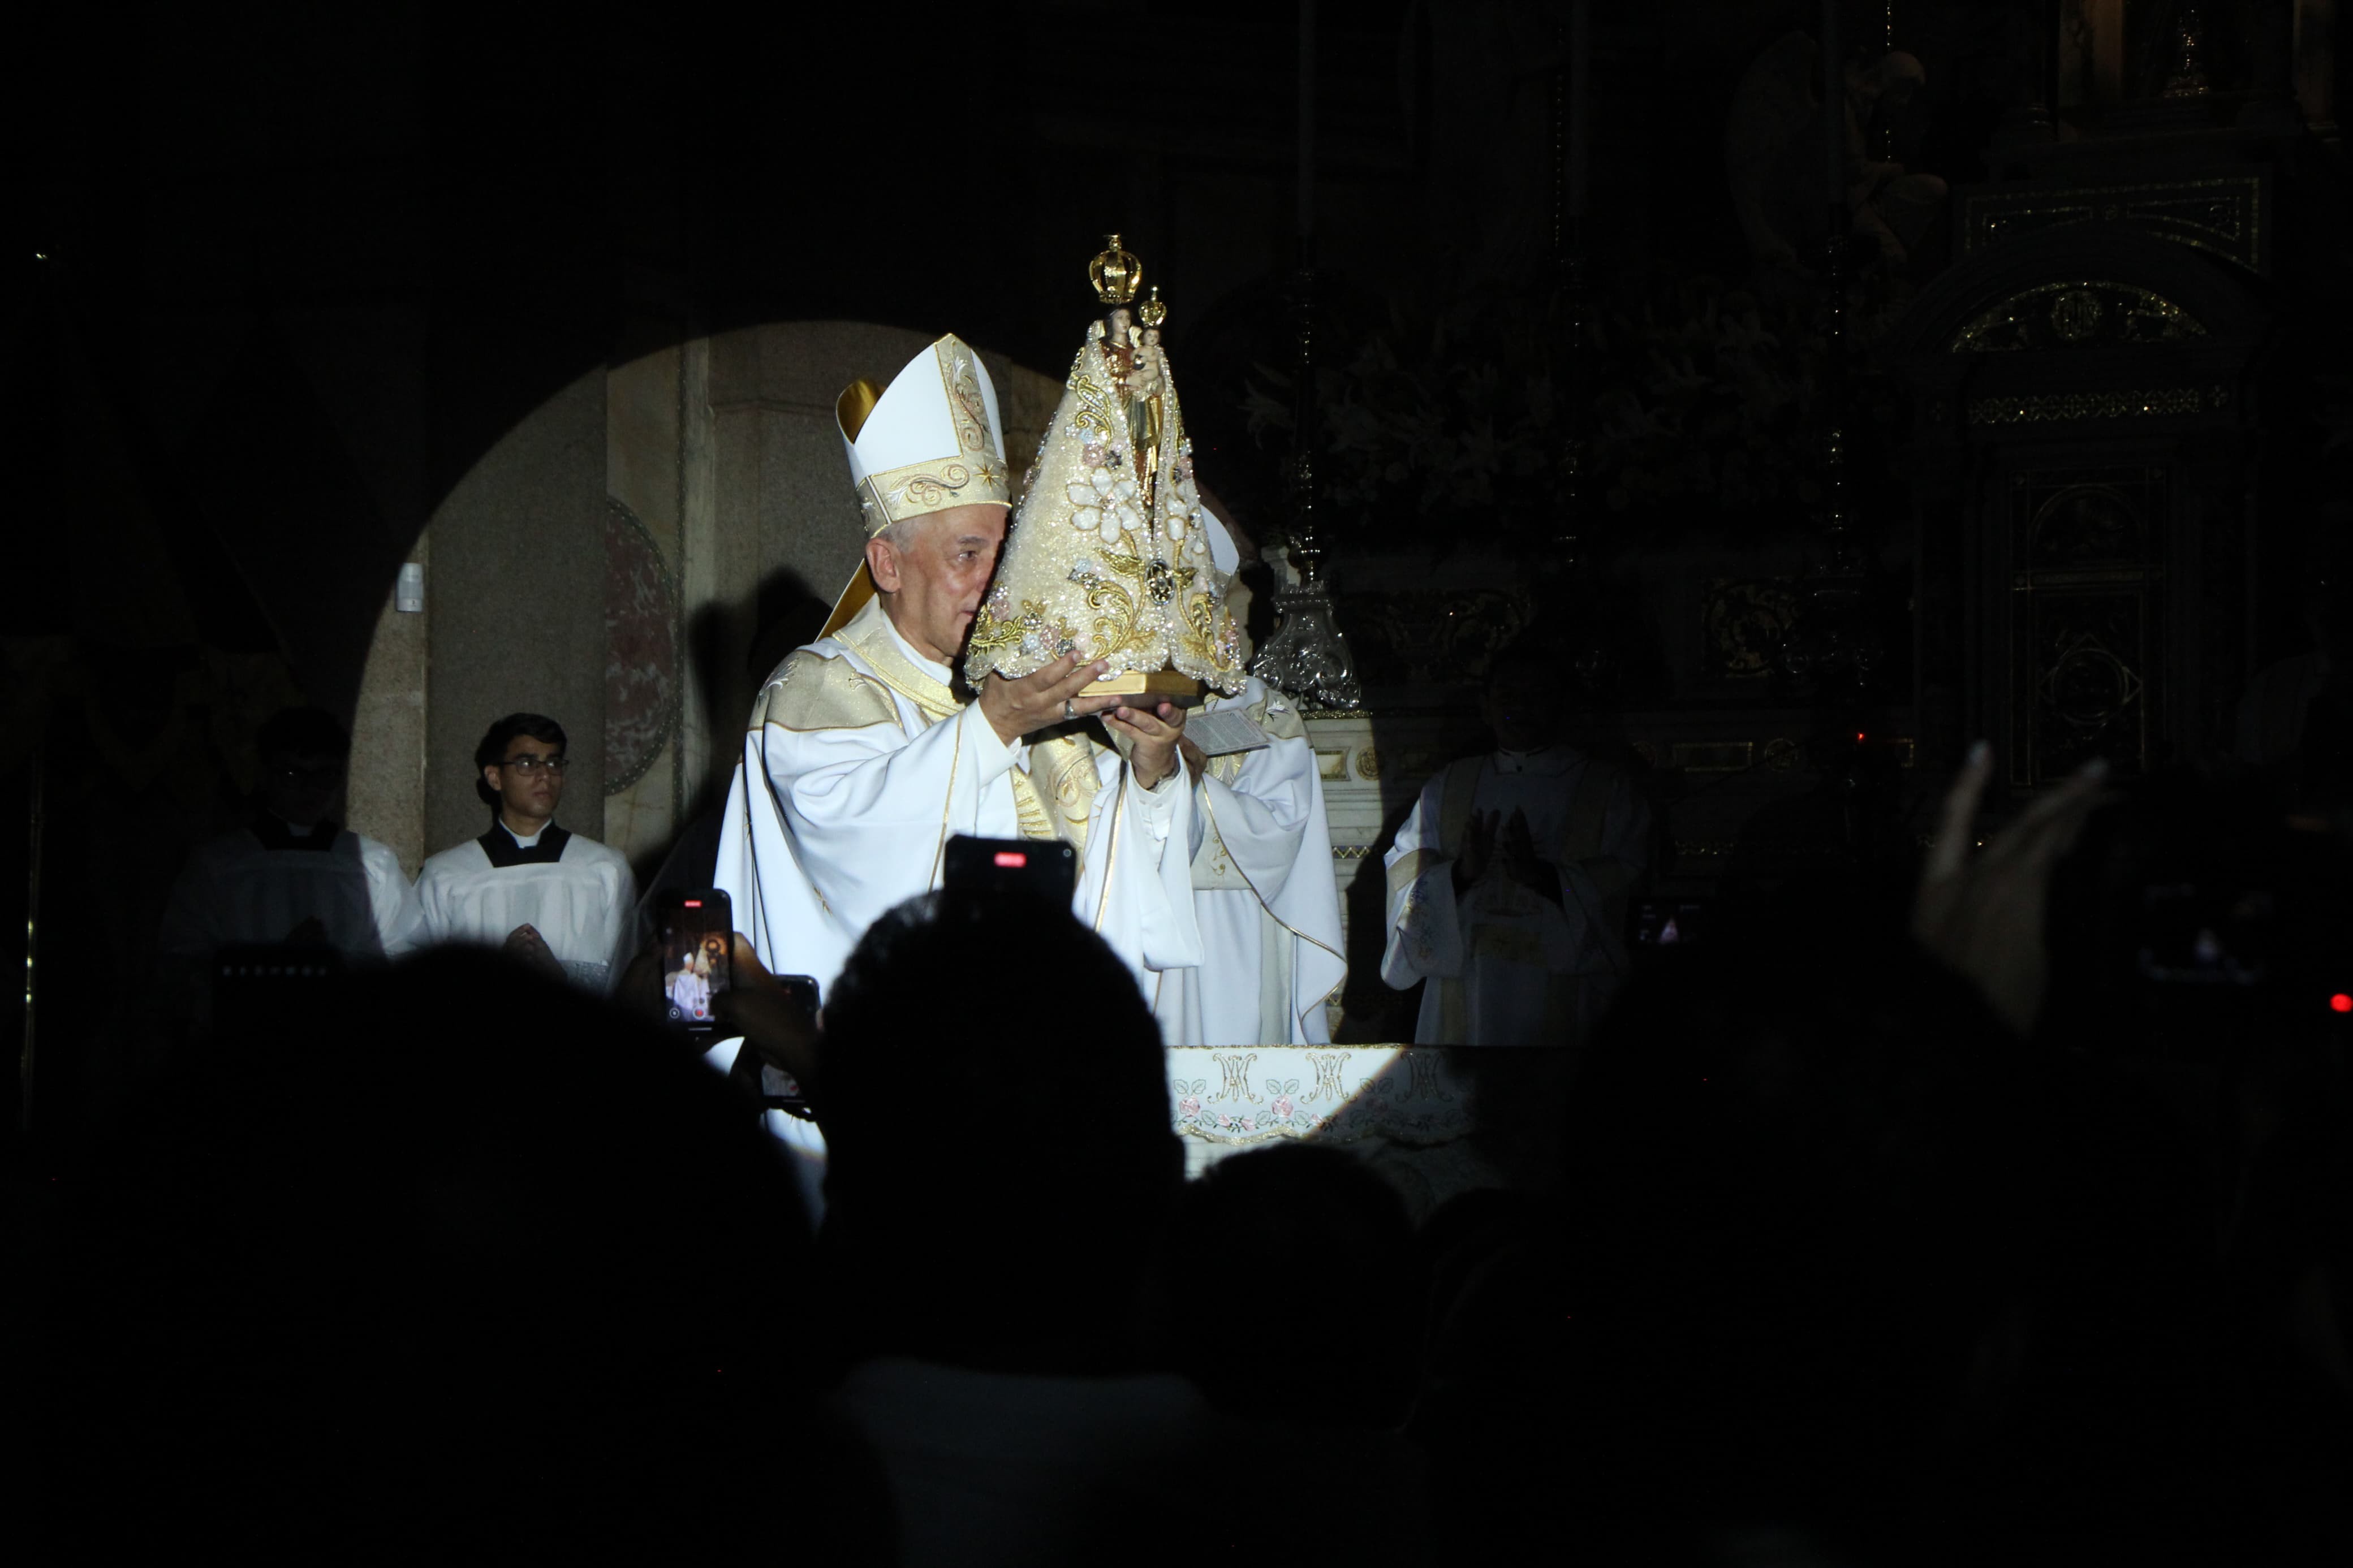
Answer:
[2330,994,2351,1014]
[682,900,702,908]
[994,851,1028,868]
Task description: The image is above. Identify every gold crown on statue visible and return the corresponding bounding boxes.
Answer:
[963,239,1247,704]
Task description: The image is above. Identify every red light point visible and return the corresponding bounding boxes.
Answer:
[2331,994,2352,1014]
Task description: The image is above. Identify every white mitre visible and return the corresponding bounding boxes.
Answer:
[819,332,1010,639]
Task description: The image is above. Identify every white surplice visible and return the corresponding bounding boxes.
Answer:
[1152,677,1346,1045]
[714,593,1201,1001]
[414,822,637,992]
[1380,745,1649,1047]
[160,820,424,966]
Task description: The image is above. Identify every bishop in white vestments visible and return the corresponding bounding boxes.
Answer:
[714,334,1201,1007]
[1381,650,1650,1047]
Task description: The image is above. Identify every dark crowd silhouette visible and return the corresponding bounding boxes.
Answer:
[21,722,2353,1567]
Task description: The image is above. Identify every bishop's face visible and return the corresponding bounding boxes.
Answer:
[870,503,1009,666]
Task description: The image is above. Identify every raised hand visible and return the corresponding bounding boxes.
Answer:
[1454,810,1498,894]
[1912,741,2111,1037]
[979,653,1119,744]
[1102,700,1188,789]
[1498,806,1561,904]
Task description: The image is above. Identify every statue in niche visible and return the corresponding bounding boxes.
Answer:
[1725,32,1948,286]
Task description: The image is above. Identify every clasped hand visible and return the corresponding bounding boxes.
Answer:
[977,651,1188,788]
[1453,807,1558,903]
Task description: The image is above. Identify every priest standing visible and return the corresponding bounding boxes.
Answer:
[714,334,1200,1007]
[1152,508,1345,1046]
[1380,647,1650,1047]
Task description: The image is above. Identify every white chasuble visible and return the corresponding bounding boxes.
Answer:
[1152,677,1345,1046]
[1380,745,1650,1047]
[714,594,1200,1003]
[414,824,637,993]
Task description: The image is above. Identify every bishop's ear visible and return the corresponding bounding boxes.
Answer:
[865,535,904,594]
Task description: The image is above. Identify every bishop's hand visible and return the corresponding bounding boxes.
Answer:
[1104,701,1188,791]
[980,653,1119,745]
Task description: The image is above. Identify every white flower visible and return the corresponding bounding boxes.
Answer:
[1067,481,1101,508]
[1113,500,1143,531]
[1099,517,1124,545]
[1072,555,1097,576]
[1166,512,1187,539]
[1071,505,1101,530]
[1020,632,1042,655]
[1089,470,1115,496]
[1111,477,1138,502]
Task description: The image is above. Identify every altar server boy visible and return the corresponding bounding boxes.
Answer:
[416,712,636,992]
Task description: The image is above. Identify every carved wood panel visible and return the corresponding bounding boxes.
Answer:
[2007,466,2168,785]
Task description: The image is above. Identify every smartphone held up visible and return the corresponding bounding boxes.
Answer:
[656,889,734,1035]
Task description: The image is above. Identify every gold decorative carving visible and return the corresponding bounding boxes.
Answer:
[1968,388,2206,426]
[1671,740,1754,772]
[1761,736,1800,771]
[1959,175,2262,272]
[1315,749,1348,780]
[1353,746,1382,780]
[1951,282,2205,353]
[1331,844,1373,860]
[1702,577,1800,678]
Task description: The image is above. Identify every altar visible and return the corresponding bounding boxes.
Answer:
[1167,1044,1574,1218]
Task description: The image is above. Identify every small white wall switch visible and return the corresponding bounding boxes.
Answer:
[395,562,424,614]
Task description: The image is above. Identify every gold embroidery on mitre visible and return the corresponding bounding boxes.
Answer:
[847,338,1010,536]
[856,455,1010,536]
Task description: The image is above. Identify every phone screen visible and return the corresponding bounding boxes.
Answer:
[656,890,734,1032]
[1632,901,1705,947]
[942,835,1078,905]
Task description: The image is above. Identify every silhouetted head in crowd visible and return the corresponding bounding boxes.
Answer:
[818,888,1182,1375]
[50,950,886,1561]
[1169,1143,1423,1426]
[255,705,350,828]
[1559,942,2039,1553]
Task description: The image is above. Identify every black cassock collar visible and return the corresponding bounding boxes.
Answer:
[479,822,571,868]
[252,815,341,852]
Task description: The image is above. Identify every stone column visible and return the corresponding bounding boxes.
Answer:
[424,368,609,853]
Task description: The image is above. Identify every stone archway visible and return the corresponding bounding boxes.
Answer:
[348,324,1061,878]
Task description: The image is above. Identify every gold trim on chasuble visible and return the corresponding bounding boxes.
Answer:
[828,598,1094,861]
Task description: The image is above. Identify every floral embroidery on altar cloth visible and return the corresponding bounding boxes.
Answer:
[1167,1047,1475,1146]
